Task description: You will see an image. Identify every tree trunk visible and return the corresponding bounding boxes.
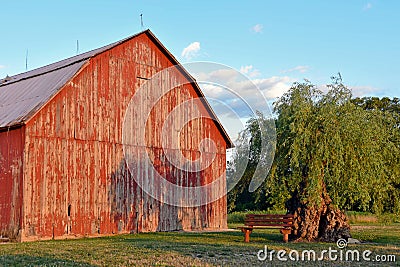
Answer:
[286,182,351,242]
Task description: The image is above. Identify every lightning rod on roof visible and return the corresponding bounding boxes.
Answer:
[140,14,144,29]
[25,49,28,71]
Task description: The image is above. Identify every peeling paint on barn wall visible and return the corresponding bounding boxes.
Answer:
[0,127,24,240]
[19,32,228,241]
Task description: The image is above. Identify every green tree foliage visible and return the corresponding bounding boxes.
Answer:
[274,78,400,214]
[352,96,400,127]
[227,112,277,212]
[351,96,400,113]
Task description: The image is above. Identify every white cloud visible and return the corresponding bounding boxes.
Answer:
[317,84,381,97]
[254,76,294,99]
[251,24,263,33]
[181,42,201,60]
[363,3,372,10]
[240,65,253,74]
[0,65,5,69]
[349,85,380,97]
[193,69,293,118]
[281,65,309,74]
[240,65,260,78]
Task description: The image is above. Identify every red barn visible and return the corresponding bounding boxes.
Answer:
[0,30,232,241]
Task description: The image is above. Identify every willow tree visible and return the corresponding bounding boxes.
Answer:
[272,77,400,241]
[228,77,399,241]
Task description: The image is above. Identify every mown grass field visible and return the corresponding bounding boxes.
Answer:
[0,213,398,266]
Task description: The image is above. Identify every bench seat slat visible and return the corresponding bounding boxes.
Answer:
[246,214,293,218]
[245,221,293,224]
[245,223,293,227]
[245,218,293,222]
[245,218,292,221]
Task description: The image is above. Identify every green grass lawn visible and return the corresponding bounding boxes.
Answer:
[0,223,399,266]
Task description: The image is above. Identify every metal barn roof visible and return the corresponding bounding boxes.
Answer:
[0,61,86,128]
[0,32,142,129]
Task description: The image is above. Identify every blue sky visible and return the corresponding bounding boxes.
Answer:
[1,1,399,139]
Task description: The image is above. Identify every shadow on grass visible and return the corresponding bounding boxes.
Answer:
[0,255,95,267]
[119,229,283,246]
[112,230,287,259]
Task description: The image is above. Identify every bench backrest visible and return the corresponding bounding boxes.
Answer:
[244,214,294,228]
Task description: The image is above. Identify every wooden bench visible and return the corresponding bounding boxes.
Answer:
[238,214,294,243]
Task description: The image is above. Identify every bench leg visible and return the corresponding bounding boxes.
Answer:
[241,228,252,243]
[280,229,291,243]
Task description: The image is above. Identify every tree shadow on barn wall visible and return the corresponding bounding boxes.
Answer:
[108,150,213,234]
[108,154,182,234]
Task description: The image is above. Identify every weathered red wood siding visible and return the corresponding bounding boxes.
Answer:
[0,127,24,240]
[21,33,227,241]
